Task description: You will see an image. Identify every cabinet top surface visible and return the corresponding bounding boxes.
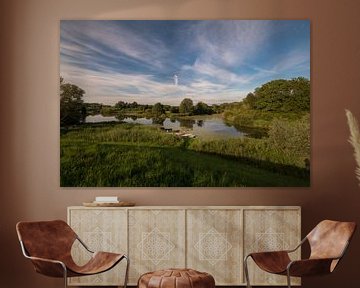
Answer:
[68,205,301,210]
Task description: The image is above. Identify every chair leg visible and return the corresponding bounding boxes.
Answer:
[62,264,68,288]
[244,255,252,288]
[286,269,291,288]
[123,255,130,288]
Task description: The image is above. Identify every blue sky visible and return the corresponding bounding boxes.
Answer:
[60,20,310,105]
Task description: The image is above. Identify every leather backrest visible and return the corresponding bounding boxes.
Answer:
[16,220,77,261]
[307,220,356,260]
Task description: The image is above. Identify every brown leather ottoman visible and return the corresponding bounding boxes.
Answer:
[138,268,215,288]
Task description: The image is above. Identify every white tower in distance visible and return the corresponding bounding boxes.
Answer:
[173,74,178,86]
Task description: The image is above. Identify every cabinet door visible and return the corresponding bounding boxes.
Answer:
[243,209,301,286]
[187,209,243,285]
[68,208,127,286]
[128,209,186,284]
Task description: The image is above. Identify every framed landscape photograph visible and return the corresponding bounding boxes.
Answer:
[60,20,310,187]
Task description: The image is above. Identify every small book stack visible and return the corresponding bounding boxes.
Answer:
[93,196,119,204]
[83,196,135,207]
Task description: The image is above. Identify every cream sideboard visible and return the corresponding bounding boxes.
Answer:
[67,206,301,286]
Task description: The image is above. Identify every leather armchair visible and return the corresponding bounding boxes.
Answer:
[16,220,129,288]
[244,220,356,288]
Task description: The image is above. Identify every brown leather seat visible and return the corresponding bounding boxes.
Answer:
[138,268,215,288]
[244,220,356,288]
[16,220,129,288]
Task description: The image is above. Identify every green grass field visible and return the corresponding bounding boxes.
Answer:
[60,123,310,187]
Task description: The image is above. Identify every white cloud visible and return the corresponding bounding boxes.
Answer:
[190,80,226,91]
[272,49,310,73]
[189,60,251,84]
[61,21,170,69]
[61,63,247,105]
[60,21,309,106]
[179,21,274,86]
[191,21,270,66]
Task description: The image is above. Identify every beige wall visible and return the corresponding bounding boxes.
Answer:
[1,0,360,287]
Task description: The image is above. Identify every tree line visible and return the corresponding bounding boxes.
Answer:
[60,77,218,126]
[60,77,310,127]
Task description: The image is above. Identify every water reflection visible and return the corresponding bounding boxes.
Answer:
[86,114,117,123]
[178,119,196,129]
[152,117,165,125]
[85,114,266,139]
[115,114,125,121]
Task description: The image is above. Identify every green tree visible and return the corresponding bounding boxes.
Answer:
[253,77,310,112]
[115,101,126,109]
[194,101,213,115]
[179,98,194,114]
[130,101,138,108]
[211,104,226,114]
[152,102,165,117]
[84,103,102,115]
[243,92,256,109]
[170,106,179,113]
[60,77,86,126]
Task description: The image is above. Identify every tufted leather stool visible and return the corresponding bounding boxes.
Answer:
[138,268,215,288]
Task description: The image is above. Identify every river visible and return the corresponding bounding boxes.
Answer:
[85,114,250,139]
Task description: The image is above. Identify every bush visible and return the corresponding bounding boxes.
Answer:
[267,114,310,167]
[188,115,310,175]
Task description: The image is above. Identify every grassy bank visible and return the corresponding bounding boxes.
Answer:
[60,123,309,187]
[223,103,308,128]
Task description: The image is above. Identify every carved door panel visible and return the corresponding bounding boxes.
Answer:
[243,209,301,286]
[128,209,186,284]
[68,208,128,286]
[187,209,243,285]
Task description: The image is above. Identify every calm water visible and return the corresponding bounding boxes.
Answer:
[85,114,246,139]
[85,114,118,123]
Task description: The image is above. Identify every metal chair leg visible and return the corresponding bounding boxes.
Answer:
[62,264,68,288]
[123,255,130,288]
[286,269,292,288]
[244,255,252,288]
